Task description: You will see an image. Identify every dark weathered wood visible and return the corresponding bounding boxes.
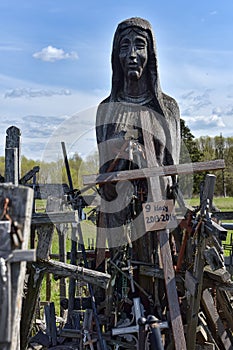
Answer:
[212,211,233,220]
[186,175,216,350]
[0,221,11,347]
[20,166,40,185]
[26,183,70,199]
[140,115,187,350]
[67,225,77,326]
[50,249,105,261]
[9,249,36,263]
[45,302,57,346]
[200,174,216,213]
[37,259,110,289]
[32,210,78,226]
[0,184,34,350]
[83,159,225,186]
[216,290,233,330]
[56,224,67,316]
[185,270,198,297]
[186,174,231,348]
[59,328,82,338]
[186,234,206,350]
[21,197,59,350]
[204,265,231,284]
[139,265,164,279]
[46,273,51,302]
[5,126,21,181]
[205,220,227,239]
[5,148,18,185]
[202,289,233,349]
[221,222,233,230]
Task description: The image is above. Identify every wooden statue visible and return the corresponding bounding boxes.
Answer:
[96,16,180,257]
[95,17,182,323]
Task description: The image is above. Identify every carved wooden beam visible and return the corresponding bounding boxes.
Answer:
[31,211,79,225]
[83,159,225,186]
[37,259,111,289]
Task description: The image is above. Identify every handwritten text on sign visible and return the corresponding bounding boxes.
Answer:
[142,200,177,231]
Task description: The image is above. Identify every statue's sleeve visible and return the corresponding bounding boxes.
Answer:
[162,93,181,165]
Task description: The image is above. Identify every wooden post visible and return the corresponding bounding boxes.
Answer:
[0,221,12,349]
[186,175,216,350]
[67,224,78,326]
[45,302,57,347]
[0,184,34,350]
[56,223,67,316]
[5,148,18,185]
[5,126,21,184]
[20,197,60,350]
[202,289,233,349]
[140,115,187,350]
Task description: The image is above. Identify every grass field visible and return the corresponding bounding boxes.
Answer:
[188,196,233,210]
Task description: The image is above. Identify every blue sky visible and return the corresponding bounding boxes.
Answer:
[1,0,233,161]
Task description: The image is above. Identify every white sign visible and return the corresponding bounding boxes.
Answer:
[142,200,177,231]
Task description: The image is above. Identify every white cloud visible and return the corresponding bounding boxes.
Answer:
[32,45,78,62]
[209,10,217,16]
[0,45,22,52]
[0,76,106,160]
[4,88,71,98]
[184,114,225,130]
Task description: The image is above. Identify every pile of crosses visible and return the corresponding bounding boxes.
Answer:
[2,126,233,350]
[81,161,233,350]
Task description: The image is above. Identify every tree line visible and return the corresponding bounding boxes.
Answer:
[180,119,232,196]
[0,119,232,196]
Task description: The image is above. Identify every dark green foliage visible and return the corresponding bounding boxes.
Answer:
[180,119,204,194]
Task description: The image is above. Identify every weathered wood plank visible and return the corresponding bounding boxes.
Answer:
[0,221,11,346]
[56,224,67,316]
[216,290,233,330]
[5,126,21,181]
[5,148,18,185]
[26,183,70,199]
[212,211,233,220]
[20,197,59,350]
[31,211,79,225]
[20,166,40,185]
[204,265,231,285]
[9,249,36,263]
[83,159,225,185]
[202,289,233,349]
[67,225,78,326]
[37,259,110,289]
[139,265,164,279]
[186,234,206,350]
[186,175,216,350]
[200,174,216,213]
[0,184,34,350]
[45,302,57,347]
[140,115,187,350]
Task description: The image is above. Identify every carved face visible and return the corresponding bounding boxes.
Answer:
[119,29,148,80]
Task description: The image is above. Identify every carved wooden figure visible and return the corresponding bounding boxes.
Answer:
[95,17,184,347]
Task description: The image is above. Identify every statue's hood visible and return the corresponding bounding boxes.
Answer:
[110,17,162,101]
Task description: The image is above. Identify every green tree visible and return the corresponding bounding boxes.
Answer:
[223,137,233,196]
[180,119,204,194]
[197,136,215,161]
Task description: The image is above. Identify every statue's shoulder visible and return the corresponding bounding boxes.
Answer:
[96,96,110,120]
[99,96,111,106]
[161,92,180,119]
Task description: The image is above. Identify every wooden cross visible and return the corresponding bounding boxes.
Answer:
[0,184,35,350]
[140,114,187,350]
